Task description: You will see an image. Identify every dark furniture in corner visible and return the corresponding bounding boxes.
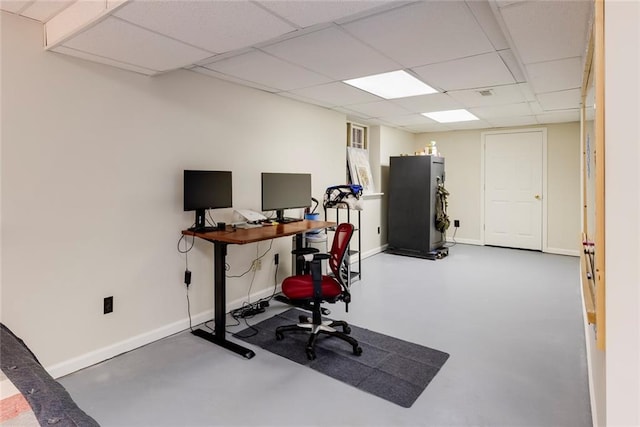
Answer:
[388,155,446,259]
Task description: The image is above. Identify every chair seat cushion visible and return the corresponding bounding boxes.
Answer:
[281,275,342,300]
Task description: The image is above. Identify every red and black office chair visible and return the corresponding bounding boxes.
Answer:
[275,223,363,360]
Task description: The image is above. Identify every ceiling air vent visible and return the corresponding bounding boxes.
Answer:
[478,89,493,97]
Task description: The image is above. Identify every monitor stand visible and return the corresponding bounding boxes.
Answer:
[275,209,302,224]
[188,209,217,232]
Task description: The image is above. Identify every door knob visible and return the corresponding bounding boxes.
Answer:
[535,194,541,200]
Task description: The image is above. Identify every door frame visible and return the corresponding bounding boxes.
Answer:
[480,128,548,252]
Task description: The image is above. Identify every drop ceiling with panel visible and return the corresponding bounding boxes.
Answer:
[1,0,593,133]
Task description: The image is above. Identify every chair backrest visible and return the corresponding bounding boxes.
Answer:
[328,223,354,287]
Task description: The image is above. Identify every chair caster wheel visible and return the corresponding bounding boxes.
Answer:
[305,347,316,360]
[353,346,363,356]
[298,315,310,323]
[343,325,351,334]
[275,332,284,340]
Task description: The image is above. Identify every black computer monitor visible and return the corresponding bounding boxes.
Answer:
[261,172,311,223]
[184,170,232,230]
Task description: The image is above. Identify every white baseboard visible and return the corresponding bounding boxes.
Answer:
[360,245,387,259]
[545,247,580,256]
[447,237,482,246]
[46,284,284,379]
[46,309,213,379]
[444,238,579,256]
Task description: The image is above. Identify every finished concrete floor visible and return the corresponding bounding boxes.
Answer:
[59,244,592,426]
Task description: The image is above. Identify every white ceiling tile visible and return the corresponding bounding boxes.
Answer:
[495,0,528,7]
[257,1,389,29]
[0,1,29,14]
[277,91,336,109]
[403,123,453,133]
[529,101,544,115]
[525,57,582,94]
[262,26,399,80]
[378,114,435,127]
[63,17,212,72]
[517,83,537,102]
[536,109,580,124]
[51,45,159,75]
[21,0,74,22]
[498,49,526,83]
[537,89,581,111]
[34,0,589,133]
[470,102,532,119]
[465,0,510,50]
[342,1,494,68]
[445,119,492,130]
[360,118,395,127]
[194,48,252,66]
[332,106,372,120]
[287,82,381,107]
[107,0,127,10]
[413,52,515,91]
[202,50,331,91]
[447,84,527,108]
[498,0,592,64]
[344,101,411,118]
[487,115,539,128]
[113,0,295,54]
[192,66,280,93]
[340,106,377,120]
[392,93,463,113]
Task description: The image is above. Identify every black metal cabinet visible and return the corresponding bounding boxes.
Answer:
[388,155,446,258]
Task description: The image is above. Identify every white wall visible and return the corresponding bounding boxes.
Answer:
[415,130,483,245]
[604,1,640,425]
[546,123,582,253]
[0,13,347,375]
[373,125,418,244]
[415,122,581,254]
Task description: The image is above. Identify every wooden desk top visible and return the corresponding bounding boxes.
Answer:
[182,219,335,245]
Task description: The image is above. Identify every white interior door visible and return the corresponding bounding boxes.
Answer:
[484,131,543,250]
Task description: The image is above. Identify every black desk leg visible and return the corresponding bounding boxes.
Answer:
[294,233,304,275]
[191,241,255,359]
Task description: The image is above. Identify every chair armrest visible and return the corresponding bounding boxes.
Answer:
[300,252,330,262]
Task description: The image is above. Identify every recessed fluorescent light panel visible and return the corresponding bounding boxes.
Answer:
[422,109,479,123]
[343,70,437,99]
